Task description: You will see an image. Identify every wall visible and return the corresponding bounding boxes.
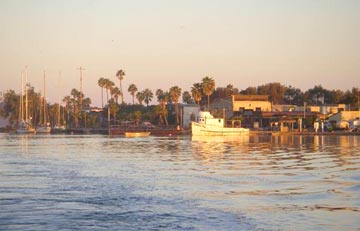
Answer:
[233,100,272,112]
[181,105,199,129]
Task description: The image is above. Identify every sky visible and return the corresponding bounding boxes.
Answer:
[0,0,359,107]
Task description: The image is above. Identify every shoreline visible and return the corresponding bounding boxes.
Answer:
[2,128,360,136]
[250,130,360,136]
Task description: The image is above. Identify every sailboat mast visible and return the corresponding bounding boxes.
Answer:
[43,70,47,124]
[20,72,24,121]
[25,67,28,122]
[58,72,61,125]
[77,66,85,110]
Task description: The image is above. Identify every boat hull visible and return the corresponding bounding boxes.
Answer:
[125,132,151,138]
[16,128,36,134]
[191,122,249,136]
[109,126,190,136]
[36,126,51,133]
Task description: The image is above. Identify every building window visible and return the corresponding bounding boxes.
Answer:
[256,107,261,111]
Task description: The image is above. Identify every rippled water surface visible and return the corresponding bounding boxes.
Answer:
[0,133,359,231]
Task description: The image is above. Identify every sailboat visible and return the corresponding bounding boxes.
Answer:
[36,71,51,133]
[16,68,35,134]
[52,72,66,133]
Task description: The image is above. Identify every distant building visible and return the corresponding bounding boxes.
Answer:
[209,97,233,118]
[232,95,272,113]
[180,104,199,129]
[209,94,272,118]
[328,111,360,124]
[81,107,103,113]
[293,104,347,114]
[273,105,297,112]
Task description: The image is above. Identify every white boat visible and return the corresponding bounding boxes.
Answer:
[124,132,151,138]
[36,123,51,133]
[51,125,66,133]
[17,121,36,134]
[191,111,249,136]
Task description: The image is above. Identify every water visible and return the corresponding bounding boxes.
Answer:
[0,134,359,231]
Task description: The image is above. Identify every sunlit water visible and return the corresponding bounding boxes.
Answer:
[0,133,359,231]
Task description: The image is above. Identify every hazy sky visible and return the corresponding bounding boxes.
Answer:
[0,0,359,106]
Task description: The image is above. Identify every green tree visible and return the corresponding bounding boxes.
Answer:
[109,99,119,125]
[142,88,153,106]
[182,91,193,104]
[257,82,287,104]
[128,83,138,105]
[202,76,215,111]
[136,91,145,105]
[111,87,121,104]
[98,77,106,108]
[191,83,202,109]
[0,90,19,128]
[133,110,142,124]
[104,79,115,103]
[156,89,169,125]
[241,86,257,95]
[70,88,80,128]
[169,86,182,125]
[116,69,125,104]
[284,86,304,105]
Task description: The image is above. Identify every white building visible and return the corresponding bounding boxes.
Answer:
[180,104,199,129]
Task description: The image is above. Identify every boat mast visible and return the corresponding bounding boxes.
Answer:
[25,66,28,122]
[20,71,24,122]
[78,66,85,110]
[43,70,47,125]
[57,71,61,126]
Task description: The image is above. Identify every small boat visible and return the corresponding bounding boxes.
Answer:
[191,111,250,136]
[16,120,35,134]
[51,125,66,134]
[124,132,151,138]
[36,123,51,133]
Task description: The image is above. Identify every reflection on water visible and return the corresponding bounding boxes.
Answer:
[0,134,359,231]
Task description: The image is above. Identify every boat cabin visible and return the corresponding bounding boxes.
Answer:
[198,111,225,127]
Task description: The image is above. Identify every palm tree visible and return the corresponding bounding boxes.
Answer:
[70,88,80,128]
[202,76,215,111]
[191,83,202,109]
[62,95,71,126]
[128,84,138,105]
[116,69,125,104]
[169,86,182,126]
[182,91,193,104]
[142,89,153,106]
[104,79,115,104]
[109,99,119,125]
[156,89,169,126]
[136,91,145,105]
[111,87,121,104]
[98,77,106,108]
[133,110,142,124]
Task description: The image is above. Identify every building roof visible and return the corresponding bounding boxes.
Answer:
[233,94,269,101]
